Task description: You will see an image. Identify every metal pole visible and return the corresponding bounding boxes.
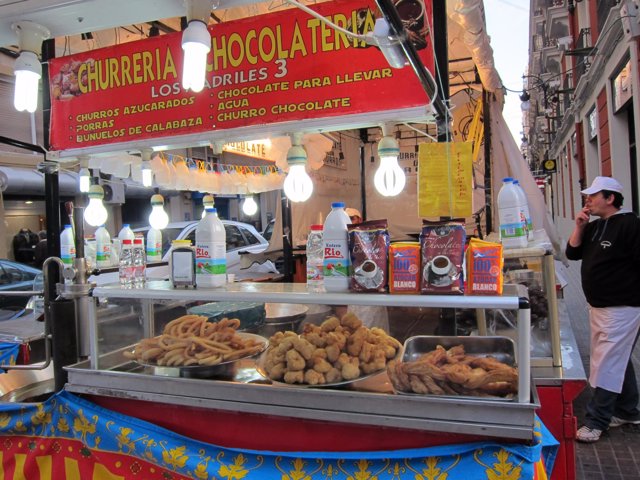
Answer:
[281,190,293,282]
[483,89,493,235]
[359,128,368,220]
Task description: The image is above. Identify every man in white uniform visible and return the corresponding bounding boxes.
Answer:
[566,176,640,442]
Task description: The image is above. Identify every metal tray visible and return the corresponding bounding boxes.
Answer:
[135,333,268,380]
[402,335,516,365]
[397,335,517,400]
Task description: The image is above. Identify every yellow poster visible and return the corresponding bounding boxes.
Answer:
[418,142,473,218]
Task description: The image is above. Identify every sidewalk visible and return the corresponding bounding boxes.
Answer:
[559,260,640,479]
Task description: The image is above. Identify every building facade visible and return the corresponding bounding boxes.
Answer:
[525,0,640,239]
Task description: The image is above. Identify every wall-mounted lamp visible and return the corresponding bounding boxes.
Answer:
[84,184,108,227]
[181,0,212,92]
[374,124,405,197]
[141,148,154,187]
[242,195,258,216]
[520,90,531,112]
[370,18,406,69]
[283,133,313,202]
[11,21,50,113]
[149,192,169,230]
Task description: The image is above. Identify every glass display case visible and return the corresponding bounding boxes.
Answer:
[64,281,541,440]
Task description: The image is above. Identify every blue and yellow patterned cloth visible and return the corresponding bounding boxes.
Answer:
[0,390,558,479]
[0,342,20,373]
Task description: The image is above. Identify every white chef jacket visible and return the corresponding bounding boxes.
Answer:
[589,305,640,392]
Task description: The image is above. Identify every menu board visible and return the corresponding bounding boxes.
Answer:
[417,142,473,218]
[49,0,434,153]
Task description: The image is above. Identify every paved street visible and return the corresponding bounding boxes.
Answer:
[559,260,640,479]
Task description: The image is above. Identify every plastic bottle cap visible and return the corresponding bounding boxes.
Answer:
[205,207,217,213]
[310,225,323,230]
[64,224,71,228]
[331,202,345,208]
[123,224,130,227]
[503,177,513,182]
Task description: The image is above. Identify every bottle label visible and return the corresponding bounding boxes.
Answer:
[323,241,349,278]
[195,242,226,274]
[499,207,527,239]
[61,246,76,265]
[97,244,111,262]
[307,263,323,282]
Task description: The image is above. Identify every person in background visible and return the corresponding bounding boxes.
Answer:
[345,207,362,225]
[335,207,390,330]
[34,231,48,269]
[566,176,640,443]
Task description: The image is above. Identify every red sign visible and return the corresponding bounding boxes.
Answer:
[48,0,434,152]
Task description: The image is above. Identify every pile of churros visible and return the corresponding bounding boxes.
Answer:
[124,315,265,367]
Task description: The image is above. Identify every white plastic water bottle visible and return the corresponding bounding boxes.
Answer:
[118,239,133,288]
[60,224,76,266]
[195,207,226,287]
[306,224,324,292]
[95,225,112,268]
[132,238,146,288]
[322,202,351,292]
[498,178,528,248]
[118,224,135,242]
[146,228,162,263]
[513,180,533,241]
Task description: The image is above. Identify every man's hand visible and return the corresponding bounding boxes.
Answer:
[569,207,590,247]
[575,206,590,228]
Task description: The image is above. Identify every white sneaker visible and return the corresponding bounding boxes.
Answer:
[610,416,640,428]
[576,426,603,443]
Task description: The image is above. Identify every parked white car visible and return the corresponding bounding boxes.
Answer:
[90,220,269,285]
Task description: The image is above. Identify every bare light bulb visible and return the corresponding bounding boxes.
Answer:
[141,161,153,187]
[84,185,108,227]
[78,167,90,193]
[13,52,41,113]
[283,144,313,202]
[181,20,210,93]
[149,194,169,230]
[242,196,258,215]
[374,135,406,197]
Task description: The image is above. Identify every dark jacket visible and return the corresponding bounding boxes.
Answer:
[565,211,640,308]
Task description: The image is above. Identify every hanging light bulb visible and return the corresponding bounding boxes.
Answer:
[78,155,91,193]
[149,193,169,230]
[141,148,154,187]
[283,141,313,202]
[374,128,406,197]
[84,184,108,227]
[11,22,50,113]
[201,193,214,218]
[181,19,210,92]
[78,167,90,193]
[242,195,258,215]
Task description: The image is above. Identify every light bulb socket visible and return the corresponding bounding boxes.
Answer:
[88,184,104,199]
[181,20,211,51]
[202,193,214,206]
[11,21,50,55]
[150,193,165,206]
[377,135,400,158]
[286,144,308,166]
